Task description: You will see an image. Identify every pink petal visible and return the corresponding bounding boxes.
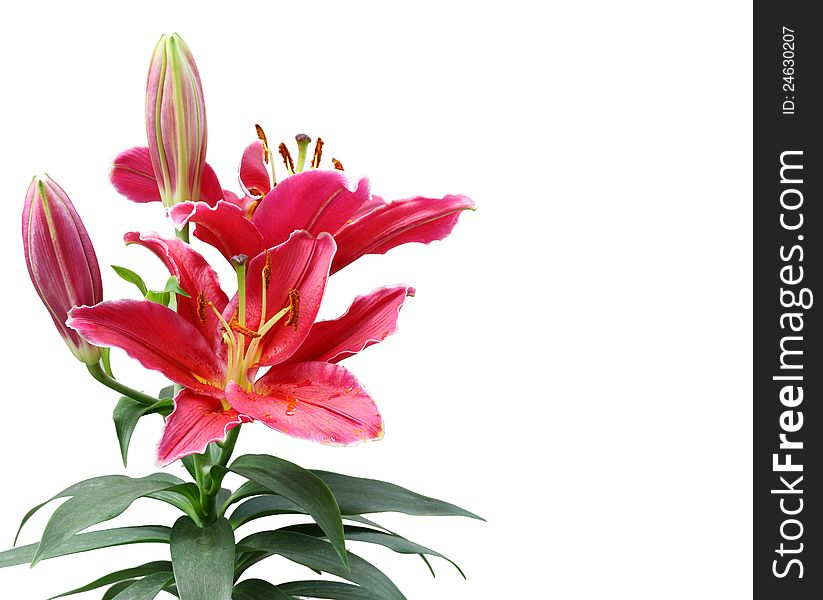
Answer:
[67,300,225,396]
[110,147,161,203]
[124,232,229,349]
[168,200,264,263]
[242,231,336,366]
[239,141,271,198]
[156,389,246,466]
[286,285,414,364]
[251,170,370,246]
[111,146,222,205]
[331,194,475,273]
[226,362,383,445]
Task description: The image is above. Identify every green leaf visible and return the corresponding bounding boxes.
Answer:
[161,276,190,297]
[113,397,173,467]
[1,525,170,568]
[48,561,172,598]
[284,524,465,579]
[111,572,175,600]
[232,579,292,599]
[227,455,347,569]
[103,581,137,600]
[101,347,114,378]
[278,580,380,600]
[112,265,149,296]
[223,480,273,508]
[237,531,404,600]
[32,474,182,565]
[170,516,234,600]
[229,495,304,528]
[145,290,171,307]
[148,483,203,523]
[158,385,175,400]
[312,470,483,520]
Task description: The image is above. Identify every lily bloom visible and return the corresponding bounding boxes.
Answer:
[67,231,412,465]
[110,142,474,274]
[145,33,208,207]
[22,174,103,364]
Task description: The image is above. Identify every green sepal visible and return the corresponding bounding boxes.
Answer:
[47,560,172,598]
[101,347,114,378]
[0,525,170,569]
[235,530,404,600]
[225,454,348,570]
[170,516,234,600]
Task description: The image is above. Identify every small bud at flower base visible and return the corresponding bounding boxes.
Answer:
[22,175,103,364]
[145,33,208,207]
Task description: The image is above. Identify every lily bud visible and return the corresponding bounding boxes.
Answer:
[22,175,103,364]
[145,33,207,207]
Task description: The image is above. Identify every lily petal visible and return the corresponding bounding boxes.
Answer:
[157,389,245,466]
[67,300,225,396]
[124,232,229,349]
[286,285,414,364]
[226,362,383,444]
[331,194,475,273]
[243,231,336,367]
[239,141,271,198]
[111,146,223,205]
[168,200,264,262]
[251,170,370,247]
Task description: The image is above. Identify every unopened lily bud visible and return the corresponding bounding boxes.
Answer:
[22,175,103,364]
[145,33,207,207]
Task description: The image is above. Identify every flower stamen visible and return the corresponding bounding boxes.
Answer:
[278,143,295,175]
[331,158,344,171]
[196,290,208,322]
[285,288,300,330]
[311,138,324,168]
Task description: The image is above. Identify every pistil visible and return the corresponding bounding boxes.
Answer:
[295,134,311,172]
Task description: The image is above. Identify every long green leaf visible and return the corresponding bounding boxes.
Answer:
[232,579,292,599]
[48,561,172,598]
[15,473,181,545]
[284,524,465,578]
[170,516,234,600]
[236,531,404,600]
[229,495,304,528]
[223,481,273,508]
[103,581,137,600]
[312,471,483,520]
[111,265,149,296]
[32,474,182,565]
[278,580,380,600]
[111,572,175,600]
[227,455,347,569]
[1,525,170,568]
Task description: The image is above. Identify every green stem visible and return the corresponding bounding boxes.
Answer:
[175,223,190,243]
[87,362,159,407]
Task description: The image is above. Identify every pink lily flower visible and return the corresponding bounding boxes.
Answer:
[22,175,103,365]
[110,141,474,274]
[145,33,208,207]
[66,231,412,465]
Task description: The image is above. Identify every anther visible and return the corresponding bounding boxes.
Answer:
[331,158,344,171]
[284,288,300,330]
[262,251,272,288]
[278,143,295,175]
[196,290,208,323]
[311,138,324,168]
[229,318,262,338]
[255,124,270,163]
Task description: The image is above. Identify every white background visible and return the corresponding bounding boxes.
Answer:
[0,1,752,598]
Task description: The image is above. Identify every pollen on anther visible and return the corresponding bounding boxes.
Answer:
[255,124,270,162]
[229,318,262,338]
[278,143,295,174]
[262,251,272,288]
[285,288,300,330]
[331,158,344,171]
[196,291,208,322]
[312,138,324,168]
